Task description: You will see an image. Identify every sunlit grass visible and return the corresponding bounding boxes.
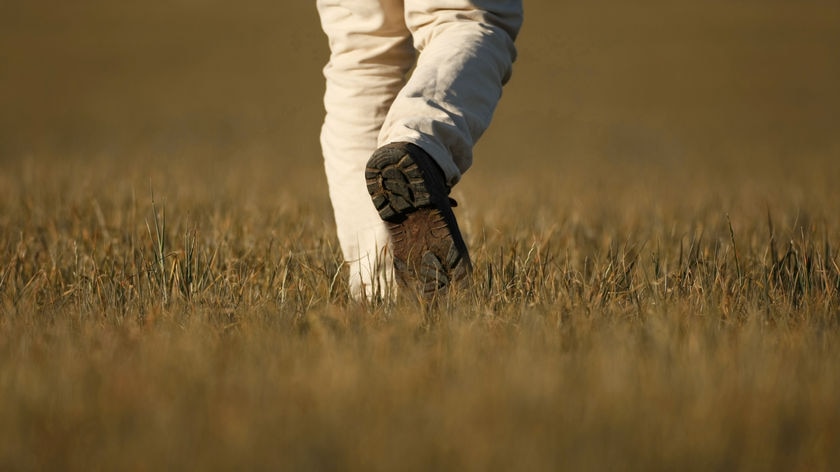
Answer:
[1,150,838,470]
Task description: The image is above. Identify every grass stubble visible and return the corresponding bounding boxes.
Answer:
[0,151,838,471]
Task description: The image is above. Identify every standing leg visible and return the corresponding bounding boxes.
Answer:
[316,0,414,300]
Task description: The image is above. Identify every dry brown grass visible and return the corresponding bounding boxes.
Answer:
[2,1,840,470]
[1,150,838,470]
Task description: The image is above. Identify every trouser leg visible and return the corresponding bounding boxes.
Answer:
[316,0,414,300]
[379,0,523,186]
[317,0,523,300]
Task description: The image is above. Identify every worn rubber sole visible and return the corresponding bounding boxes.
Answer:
[365,142,472,298]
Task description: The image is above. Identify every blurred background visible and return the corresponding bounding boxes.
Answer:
[1,0,838,174]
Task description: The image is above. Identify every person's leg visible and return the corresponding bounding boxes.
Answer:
[365,0,523,298]
[316,0,414,300]
[379,0,523,186]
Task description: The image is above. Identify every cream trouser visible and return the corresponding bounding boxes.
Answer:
[317,0,523,299]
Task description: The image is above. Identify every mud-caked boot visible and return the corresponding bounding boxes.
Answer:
[365,142,472,299]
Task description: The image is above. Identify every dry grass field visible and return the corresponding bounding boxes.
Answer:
[2,1,840,470]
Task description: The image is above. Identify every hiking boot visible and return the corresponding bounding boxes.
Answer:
[365,142,472,299]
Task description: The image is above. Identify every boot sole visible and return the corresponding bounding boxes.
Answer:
[365,143,471,297]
